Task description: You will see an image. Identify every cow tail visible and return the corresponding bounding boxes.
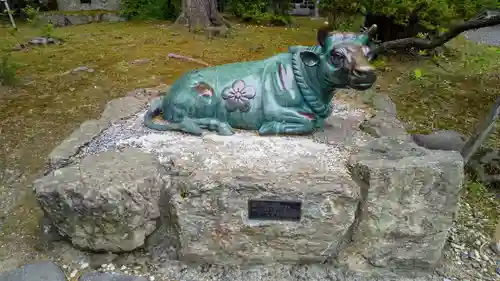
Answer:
[143,97,182,131]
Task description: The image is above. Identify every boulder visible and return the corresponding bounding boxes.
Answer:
[339,137,464,271]
[359,111,410,140]
[412,130,468,152]
[34,148,165,252]
[361,91,398,116]
[0,261,66,281]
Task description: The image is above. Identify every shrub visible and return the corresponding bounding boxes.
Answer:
[0,52,19,86]
[320,0,499,41]
[319,0,364,29]
[120,0,181,20]
[227,0,292,26]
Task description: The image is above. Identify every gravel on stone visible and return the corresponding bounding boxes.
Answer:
[79,272,147,281]
[83,101,367,159]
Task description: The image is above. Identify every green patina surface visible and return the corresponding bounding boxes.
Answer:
[144,27,378,135]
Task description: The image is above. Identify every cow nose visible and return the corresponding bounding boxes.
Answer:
[352,68,376,81]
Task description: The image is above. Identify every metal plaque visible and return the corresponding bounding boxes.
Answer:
[247,199,302,221]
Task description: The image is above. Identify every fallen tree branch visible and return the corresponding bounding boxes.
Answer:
[372,13,500,55]
[167,53,211,67]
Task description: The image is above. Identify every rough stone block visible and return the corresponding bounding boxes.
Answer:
[359,112,410,140]
[47,119,109,170]
[340,137,464,271]
[45,96,147,171]
[123,131,361,265]
[34,148,166,252]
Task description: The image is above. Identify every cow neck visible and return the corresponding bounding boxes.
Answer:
[291,52,332,119]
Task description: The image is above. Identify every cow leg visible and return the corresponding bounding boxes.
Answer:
[193,118,235,136]
[178,118,204,136]
[315,118,325,129]
[258,121,314,135]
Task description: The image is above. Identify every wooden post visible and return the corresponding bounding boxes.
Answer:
[314,0,320,18]
[460,96,500,165]
[492,221,500,255]
[495,221,500,245]
[1,0,17,30]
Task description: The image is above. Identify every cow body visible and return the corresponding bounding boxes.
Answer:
[144,27,378,136]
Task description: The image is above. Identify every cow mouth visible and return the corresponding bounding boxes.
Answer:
[348,76,376,91]
[348,83,374,91]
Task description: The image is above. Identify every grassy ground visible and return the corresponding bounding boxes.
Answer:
[0,16,499,266]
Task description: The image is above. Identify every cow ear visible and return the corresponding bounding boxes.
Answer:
[317,26,333,47]
[300,51,320,67]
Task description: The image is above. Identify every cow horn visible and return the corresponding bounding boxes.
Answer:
[364,24,378,40]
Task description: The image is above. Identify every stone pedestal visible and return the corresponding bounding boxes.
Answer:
[132,131,361,264]
[33,91,464,276]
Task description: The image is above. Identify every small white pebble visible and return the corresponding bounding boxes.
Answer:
[80,262,89,269]
[108,264,115,271]
[70,269,78,278]
[149,276,155,281]
[120,265,127,270]
[62,265,68,269]
[473,250,481,260]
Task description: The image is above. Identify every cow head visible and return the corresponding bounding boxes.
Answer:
[299,25,378,91]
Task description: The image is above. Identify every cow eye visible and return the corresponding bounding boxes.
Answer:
[330,52,344,66]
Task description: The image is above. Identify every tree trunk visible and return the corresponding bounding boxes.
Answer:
[175,0,223,32]
[372,12,500,55]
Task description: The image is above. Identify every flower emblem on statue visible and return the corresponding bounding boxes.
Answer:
[222,80,256,112]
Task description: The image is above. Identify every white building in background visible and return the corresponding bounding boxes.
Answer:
[54,0,120,11]
[290,0,318,16]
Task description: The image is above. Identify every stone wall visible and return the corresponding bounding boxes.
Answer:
[56,0,120,12]
[38,12,125,27]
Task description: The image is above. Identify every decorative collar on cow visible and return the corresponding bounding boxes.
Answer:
[143,24,379,136]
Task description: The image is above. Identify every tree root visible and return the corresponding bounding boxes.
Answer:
[167,53,211,67]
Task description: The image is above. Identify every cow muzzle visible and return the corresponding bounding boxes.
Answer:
[348,67,377,91]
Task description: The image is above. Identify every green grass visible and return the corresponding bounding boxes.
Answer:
[375,41,500,143]
[0,17,498,249]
